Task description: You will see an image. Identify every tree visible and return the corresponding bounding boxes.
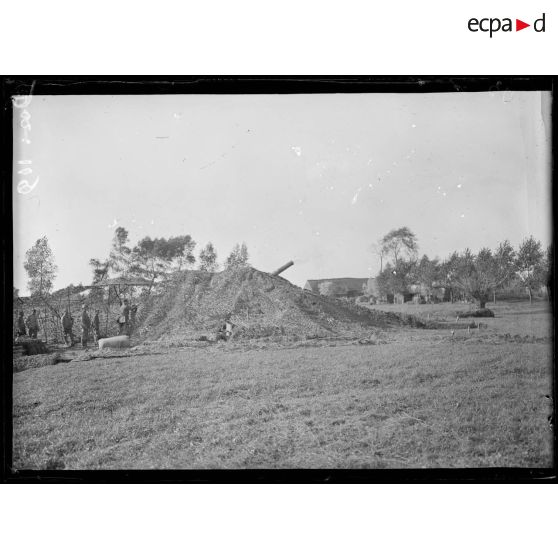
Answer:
[23,236,57,297]
[416,255,442,300]
[89,257,110,284]
[130,235,196,292]
[380,227,418,267]
[225,242,249,269]
[370,240,388,273]
[492,240,516,302]
[376,260,417,300]
[452,246,515,309]
[169,235,196,271]
[108,227,132,276]
[440,251,462,303]
[516,236,545,304]
[198,242,219,272]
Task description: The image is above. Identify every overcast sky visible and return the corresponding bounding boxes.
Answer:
[13,91,551,294]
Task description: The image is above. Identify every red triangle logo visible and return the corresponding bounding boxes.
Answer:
[516,19,530,31]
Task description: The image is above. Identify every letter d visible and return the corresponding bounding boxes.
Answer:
[534,13,545,32]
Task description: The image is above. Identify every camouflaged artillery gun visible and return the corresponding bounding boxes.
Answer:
[272,261,294,276]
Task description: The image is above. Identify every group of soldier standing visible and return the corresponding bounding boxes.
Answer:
[16,299,137,349]
[16,309,40,339]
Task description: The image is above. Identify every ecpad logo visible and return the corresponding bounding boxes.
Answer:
[468,13,546,37]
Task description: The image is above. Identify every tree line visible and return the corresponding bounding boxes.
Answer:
[88,227,251,292]
[16,231,252,340]
[374,227,552,307]
[18,226,553,309]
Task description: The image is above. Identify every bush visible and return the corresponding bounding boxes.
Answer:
[457,308,495,318]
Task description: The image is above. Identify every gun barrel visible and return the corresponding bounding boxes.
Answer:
[272,261,294,276]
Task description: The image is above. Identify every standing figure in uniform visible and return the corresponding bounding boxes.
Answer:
[26,309,39,339]
[16,311,27,337]
[119,299,131,335]
[92,310,101,344]
[129,305,138,335]
[61,309,75,347]
[80,304,91,348]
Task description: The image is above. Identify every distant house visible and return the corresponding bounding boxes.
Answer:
[364,278,379,298]
[394,292,413,304]
[304,278,368,298]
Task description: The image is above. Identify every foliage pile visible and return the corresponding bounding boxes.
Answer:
[13,353,61,373]
[136,266,424,344]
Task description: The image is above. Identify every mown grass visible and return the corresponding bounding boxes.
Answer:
[12,302,553,469]
[372,300,552,338]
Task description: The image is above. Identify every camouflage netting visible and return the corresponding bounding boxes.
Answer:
[135,267,425,344]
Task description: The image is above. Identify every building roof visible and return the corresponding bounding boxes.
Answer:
[304,277,368,294]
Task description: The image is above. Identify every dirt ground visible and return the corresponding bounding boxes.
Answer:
[12,300,554,470]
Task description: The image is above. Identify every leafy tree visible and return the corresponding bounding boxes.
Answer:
[225,242,250,269]
[380,227,418,267]
[108,226,132,275]
[440,251,462,303]
[452,245,515,309]
[89,257,110,284]
[492,240,516,302]
[23,236,57,297]
[376,260,417,299]
[130,235,196,291]
[198,242,219,272]
[169,235,197,271]
[416,255,442,299]
[516,236,545,304]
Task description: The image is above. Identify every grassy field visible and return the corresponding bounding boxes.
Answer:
[13,301,554,469]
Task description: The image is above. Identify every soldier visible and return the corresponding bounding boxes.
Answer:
[92,310,101,344]
[16,311,27,337]
[119,299,131,335]
[80,304,91,348]
[129,305,138,335]
[61,309,75,346]
[26,309,39,339]
[216,315,234,341]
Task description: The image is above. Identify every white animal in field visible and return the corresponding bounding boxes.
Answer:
[98,335,131,350]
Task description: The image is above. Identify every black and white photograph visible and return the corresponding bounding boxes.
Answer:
[8,79,554,475]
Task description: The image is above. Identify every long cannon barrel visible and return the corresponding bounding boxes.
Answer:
[272,261,294,276]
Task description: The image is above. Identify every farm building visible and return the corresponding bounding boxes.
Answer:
[396,283,447,305]
[304,277,368,298]
[363,278,382,302]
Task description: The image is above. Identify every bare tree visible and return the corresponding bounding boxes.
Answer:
[370,240,388,273]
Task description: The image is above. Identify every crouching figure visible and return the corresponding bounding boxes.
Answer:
[216,317,234,342]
